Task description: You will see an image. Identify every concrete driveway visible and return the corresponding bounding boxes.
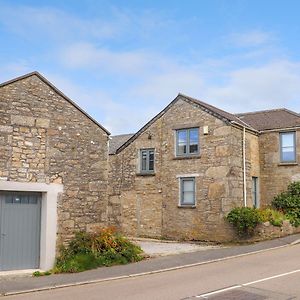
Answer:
[133,239,221,257]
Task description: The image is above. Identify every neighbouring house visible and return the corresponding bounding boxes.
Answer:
[107,94,300,241]
[0,72,110,271]
[1,72,300,271]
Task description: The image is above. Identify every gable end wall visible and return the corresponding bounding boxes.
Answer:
[0,75,109,247]
[108,99,261,241]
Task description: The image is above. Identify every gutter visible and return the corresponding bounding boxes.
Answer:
[260,126,300,133]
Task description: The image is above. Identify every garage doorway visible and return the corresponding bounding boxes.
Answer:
[0,192,41,271]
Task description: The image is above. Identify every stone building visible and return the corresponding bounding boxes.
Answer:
[108,94,300,242]
[1,71,300,271]
[0,72,109,271]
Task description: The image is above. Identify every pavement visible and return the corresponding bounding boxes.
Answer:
[1,234,300,297]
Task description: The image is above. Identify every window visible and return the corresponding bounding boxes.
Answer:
[180,177,195,206]
[176,128,199,156]
[280,132,296,162]
[252,177,259,208]
[140,149,155,173]
[4,192,39,204]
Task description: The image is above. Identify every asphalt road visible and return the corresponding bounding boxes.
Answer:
[5,244,300,300]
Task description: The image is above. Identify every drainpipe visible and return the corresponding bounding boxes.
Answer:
[242,126,247,207]
[231,121,249,207]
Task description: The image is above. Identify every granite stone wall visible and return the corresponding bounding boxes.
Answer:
[259,129,300,205]
[0,74,109,246]
[108,98,260,241]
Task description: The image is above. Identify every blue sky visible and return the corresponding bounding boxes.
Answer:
[1,0,300,134]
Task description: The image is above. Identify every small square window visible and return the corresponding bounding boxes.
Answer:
[180,177,196,206]
[280,132,296,162]
[176,128,199,157]
[140,149,155,173]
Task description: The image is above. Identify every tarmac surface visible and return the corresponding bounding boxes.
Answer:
[1,234,300,296]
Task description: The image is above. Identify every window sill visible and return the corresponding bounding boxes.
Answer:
[173,155,201,160]
[278,162,298,166]
[136,172,155,176]
[177,205,196,209]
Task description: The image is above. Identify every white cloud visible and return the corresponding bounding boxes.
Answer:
[228,30,275,48]
[59,43,161,75]
[52,52,300,134]
[0,4,120,42]
[0,62,32,82]
[204,60,300,113]
[43,72,157,134]
[130,68,204,103]
[1,2,300,134]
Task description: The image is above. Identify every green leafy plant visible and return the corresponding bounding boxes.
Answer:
[226,207,261,237]
[32,270,52,277]
[257,208,286,227]
[54,227,143,273]
[272,181,300,227]
[32,271,42,277]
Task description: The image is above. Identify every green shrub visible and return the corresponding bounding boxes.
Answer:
[32,270,52,277]
[257,208,286,227]
[226,207,261,237]
[54,227,143,273]
[272,181,300,227]
[55,253,99,273]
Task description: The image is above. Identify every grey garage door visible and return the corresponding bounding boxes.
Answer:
[0,192,41,271]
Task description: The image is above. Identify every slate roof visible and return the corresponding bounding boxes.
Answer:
[236,109,300,131]
[109,133,134,154]
[180,93,254,129]
[114,93,258,154]
[0,71,110,135]
[112,94,300,154]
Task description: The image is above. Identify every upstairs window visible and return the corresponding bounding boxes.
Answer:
[176,128,199,157]
[280,132,296,163]
[140,149,155,173]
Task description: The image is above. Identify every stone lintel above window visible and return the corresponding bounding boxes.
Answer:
[172,122,202,130]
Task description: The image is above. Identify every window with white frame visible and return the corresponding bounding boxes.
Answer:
[176,128,199,157]
[140,149,155,173]
[180,177,195,206]
[280,132,296,163]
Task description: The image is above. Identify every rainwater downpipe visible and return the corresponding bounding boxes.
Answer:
[231,121,247,207]
[242,126,247,207]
